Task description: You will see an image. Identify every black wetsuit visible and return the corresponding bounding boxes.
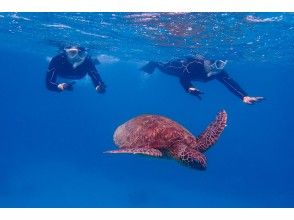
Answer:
[155,56,248,100]
[46,53,104,91]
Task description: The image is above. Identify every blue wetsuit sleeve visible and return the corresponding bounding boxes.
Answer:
[46,57,60,92]
[87,59,105,88]
[216,71,248,100]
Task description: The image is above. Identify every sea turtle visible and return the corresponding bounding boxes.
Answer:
[105,110,227,169]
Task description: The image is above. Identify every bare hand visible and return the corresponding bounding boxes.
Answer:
[57,83,73,91]
[96,83,106,93]
[243,96,264,104]
[188,87,204,100]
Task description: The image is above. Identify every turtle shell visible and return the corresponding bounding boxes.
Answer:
[114,115,197,150]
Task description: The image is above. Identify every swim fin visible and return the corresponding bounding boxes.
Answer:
[140,61,158,74]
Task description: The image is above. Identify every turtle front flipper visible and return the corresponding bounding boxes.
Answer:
[169,145,207,169]
[105,147,163,157]
[196,110,227,152]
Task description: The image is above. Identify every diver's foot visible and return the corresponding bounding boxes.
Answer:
[243,96,264,104]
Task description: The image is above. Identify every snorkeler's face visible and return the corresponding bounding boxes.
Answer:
[215,60,227,70]
[205,59,227,77]
[65,47,87,63]
[209,60,227,72]
[65,47,79,59]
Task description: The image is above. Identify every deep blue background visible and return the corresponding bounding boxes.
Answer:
[0,13,293,207]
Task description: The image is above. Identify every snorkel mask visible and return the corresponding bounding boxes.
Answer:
[206,59,227,77]
[64,46,88,68]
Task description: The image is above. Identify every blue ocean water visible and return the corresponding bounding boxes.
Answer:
[0,12,293,208]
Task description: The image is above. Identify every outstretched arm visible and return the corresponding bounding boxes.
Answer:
[46,66,60,92]
[46,55,73,92]
[179,75,203,99]
[216,71,248,100]
[87,59,106,93]
[179,74,193,91]
[216,71,264,104]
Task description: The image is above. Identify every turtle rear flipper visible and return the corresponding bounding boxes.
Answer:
[170,145,207,169]
[196,110,227,152]
[105,147,162,157]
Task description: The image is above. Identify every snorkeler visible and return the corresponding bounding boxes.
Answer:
[46,45,106,93]
[140,55,264,104]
